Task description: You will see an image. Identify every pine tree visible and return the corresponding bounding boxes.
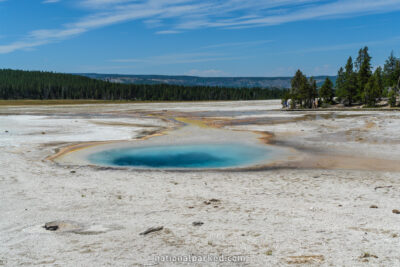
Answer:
[290,70,306,107]
[308,78,318,108]
[320,77,334,104]
[340,57,358,105]
[388,90,397,107]
[363,76,377,107]
[374,67,384,100]
[288,70,318,108]
[356,46,372,102]
[383,51,400,88]
[335,67,345,100]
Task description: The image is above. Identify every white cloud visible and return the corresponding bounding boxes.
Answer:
[201,40,273,49]
[1,0,400,53]
[42,0,60,3]
[155,30,181,34]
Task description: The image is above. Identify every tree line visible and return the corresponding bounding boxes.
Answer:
[0,69,287,101]
[283,47,400,108]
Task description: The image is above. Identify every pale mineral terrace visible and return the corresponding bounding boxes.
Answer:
[1,100,400,266]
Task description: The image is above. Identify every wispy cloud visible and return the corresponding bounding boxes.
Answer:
[110,52,244,65]
[277,36,400,55]
[42,0,60,3]
[2,0,400,53]
[201,40,273,49]
[155,30,181,35]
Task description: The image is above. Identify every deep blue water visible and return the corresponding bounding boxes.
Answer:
[87,143,273,169]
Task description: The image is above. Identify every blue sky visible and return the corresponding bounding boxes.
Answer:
[1,0,400,77]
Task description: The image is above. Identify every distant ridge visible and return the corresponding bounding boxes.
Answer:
[80,73,337,89]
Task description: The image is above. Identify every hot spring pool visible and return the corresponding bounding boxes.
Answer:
[87,143,277,169]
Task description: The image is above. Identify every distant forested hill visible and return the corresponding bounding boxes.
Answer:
[0,69,286,101]
[81,73,336,88]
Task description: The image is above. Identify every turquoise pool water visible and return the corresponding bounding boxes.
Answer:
[87,143,274,169]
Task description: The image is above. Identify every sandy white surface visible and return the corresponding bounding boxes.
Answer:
[1,100,400,266]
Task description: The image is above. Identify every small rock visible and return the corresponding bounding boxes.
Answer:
[375,185,393,190]
[192,221,204,226]
[5,130,8,133]
[43,220,111,234]
[188,206,194,209]
[70,170,76,174]
[41,132,46,135]
[204,198,220,205]
[392,209,400,214]
[265,250,273,256]
[370,205,378,209]
[140,226,163,235]
[44,222,59,231]
[360,252,378,259]
[338,204,343,207]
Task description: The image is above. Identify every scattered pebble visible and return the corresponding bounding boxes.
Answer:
[369,205,378,209]
[192,221,204,226]
[375,185,393,190]
[140,226,163,235]
[70,170,76,174]
[360,252,378,259]
[392,209,400,214]
[204,198,220,205]
[42,220,120,235]
[44,223,58,231]
[43,220,84,233]
[41,132,46,135]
